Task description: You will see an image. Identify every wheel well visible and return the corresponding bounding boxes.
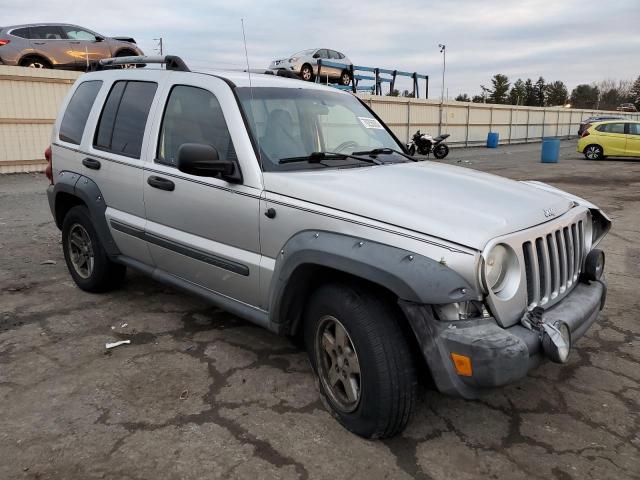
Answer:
[281,264,428,377]
[54,193,86,229]
[115,48,137,57]
[19,54,51,67]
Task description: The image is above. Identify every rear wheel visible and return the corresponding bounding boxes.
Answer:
[115,50,139,68]
[433,144,449,159]
[62,206,126,292]
[304,283,417,438]
[19,55,51,69]
[584,144,604,160]
[300,64,314,82]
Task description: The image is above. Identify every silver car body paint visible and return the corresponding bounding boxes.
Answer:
[268,48,352,80]
[49,66,607,335]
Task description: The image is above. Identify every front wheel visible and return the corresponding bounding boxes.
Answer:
[584,144,604,160]
[339,70,352,86]
[407,144,416,156]
[300,64,314,82]
[433,143,449,159]
[304,283,417,438]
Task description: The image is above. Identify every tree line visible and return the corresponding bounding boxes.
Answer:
[454,74,640,110]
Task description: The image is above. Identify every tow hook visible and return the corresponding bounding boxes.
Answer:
[521,307,571,364]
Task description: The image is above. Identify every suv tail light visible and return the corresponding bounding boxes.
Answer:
[580,130,590,138]
[0,39,10,46]
[44,146,53,184]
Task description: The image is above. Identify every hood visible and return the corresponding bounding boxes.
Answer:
[264,161,574,250]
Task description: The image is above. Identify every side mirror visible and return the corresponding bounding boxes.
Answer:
[94,36,105,42]
[177,143,238,181]
[312,53,320,59]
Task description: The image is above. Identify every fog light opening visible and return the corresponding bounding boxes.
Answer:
[451,353,473,376]
[542,321,571,364]
[583,249,605,282]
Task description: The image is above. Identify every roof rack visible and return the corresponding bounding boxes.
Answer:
[89,55,190,72]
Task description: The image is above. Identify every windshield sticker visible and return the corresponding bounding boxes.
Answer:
[358,117,384,129]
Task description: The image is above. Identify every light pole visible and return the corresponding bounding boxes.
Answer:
[438,44,446,135]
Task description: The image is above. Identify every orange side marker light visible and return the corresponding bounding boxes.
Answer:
[451,353,473,377]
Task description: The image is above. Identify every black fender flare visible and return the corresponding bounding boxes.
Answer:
[48,172,120,256]
[268,230,477,333]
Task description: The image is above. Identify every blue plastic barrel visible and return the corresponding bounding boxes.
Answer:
[486,132,499,148]
[541,138,560,163]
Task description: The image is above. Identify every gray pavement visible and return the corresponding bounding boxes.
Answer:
[1,140,639,479]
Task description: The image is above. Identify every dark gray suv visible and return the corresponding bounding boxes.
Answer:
[0,23,143,69]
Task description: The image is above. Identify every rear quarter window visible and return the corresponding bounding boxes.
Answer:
[94,80,158,159]
[58,80,103,145]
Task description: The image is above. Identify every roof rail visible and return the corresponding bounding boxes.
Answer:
[89,55,190,72]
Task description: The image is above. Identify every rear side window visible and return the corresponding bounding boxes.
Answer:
[628,123,640,135]
[29,25,65,39]
[10,27,31,38]
[598,123,625,134]
[157,85,236,166]
[59,80,103,145]
[94,81,157,158]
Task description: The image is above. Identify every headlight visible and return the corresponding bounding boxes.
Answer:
[483,243,520,298]
[289,57,299,62]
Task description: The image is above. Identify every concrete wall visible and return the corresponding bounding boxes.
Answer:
[0,66,80,174]
[358,94,640,145]
[1,65,639,173]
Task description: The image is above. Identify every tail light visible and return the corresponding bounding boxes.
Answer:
[44,146,53,184]
[0,39,10,46]
[580,130,590,138]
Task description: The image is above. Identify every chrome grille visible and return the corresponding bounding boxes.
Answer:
[522,219,585,308]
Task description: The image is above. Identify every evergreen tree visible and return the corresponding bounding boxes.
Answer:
[487,74,510,104]
[455,93,471,102]
[631,76,640,109]
[509,79,526,105]
[570,84,600,109]
[524,79,537,106]
[534,77,546,106]
[545,81,569,106]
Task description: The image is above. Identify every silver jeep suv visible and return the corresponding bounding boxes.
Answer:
[46,55,610,439]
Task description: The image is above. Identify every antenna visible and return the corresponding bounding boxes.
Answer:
[241,19,264,179]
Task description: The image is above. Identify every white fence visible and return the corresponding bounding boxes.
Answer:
[359,94,640,146]
[1,65,639,173]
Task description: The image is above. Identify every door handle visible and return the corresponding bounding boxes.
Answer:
[147,175,175,191]
[69,41,81,44]
[33,42,46,45]
[82,158,101,170]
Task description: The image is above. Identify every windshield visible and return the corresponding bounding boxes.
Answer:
[236,87,405,170]
[292,49,316,57]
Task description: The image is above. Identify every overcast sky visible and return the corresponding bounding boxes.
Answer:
[4,0,640,98]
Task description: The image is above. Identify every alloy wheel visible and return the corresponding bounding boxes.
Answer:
[67,223,95,279]
[301,67,312,81]
[585,146,601,159]
[315,315,361,412]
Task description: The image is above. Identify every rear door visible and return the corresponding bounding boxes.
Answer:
[142,76,262,307]
[61,25,112,68]
[596,122,627,156]
[28,25,75,67]
[625,123,640,156]
[84,76,163,265]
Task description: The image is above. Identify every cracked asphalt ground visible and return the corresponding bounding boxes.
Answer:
[1,140,639,479]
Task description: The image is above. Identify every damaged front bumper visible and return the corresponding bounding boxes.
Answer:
[400,279,606,399]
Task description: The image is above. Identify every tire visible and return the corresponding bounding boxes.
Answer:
[433,143,449,159]
[408,144,416,156]
[61,206,126,292]
[300,64,314,82]
[339,70,352,86]
[19,55,51,69]
[304,283,417,438]
[115,50,139,68]
[584,144,604,160]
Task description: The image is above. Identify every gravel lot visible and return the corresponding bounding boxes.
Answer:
[1,140,639,479]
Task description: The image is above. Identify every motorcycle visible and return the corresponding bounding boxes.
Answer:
[407,130,450,159]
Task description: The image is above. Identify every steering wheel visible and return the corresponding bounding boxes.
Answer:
[333,141,360,153]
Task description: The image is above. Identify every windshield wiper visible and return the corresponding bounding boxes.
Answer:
[352,148,417,161]
[279,151,382,165]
